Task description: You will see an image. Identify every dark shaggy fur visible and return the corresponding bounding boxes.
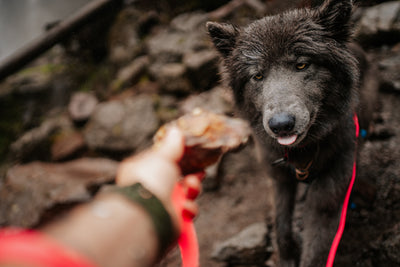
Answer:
[207,0,378,266]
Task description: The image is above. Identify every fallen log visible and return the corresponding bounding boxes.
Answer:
[0,0,123,82]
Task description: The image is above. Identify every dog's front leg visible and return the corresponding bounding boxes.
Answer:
[274,176,299,267]
[299,181,344,267]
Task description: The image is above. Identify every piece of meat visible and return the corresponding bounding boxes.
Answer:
[154,108,251,175]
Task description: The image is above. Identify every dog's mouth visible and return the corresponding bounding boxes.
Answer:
[277,134,298,146]
[264,109,314,147]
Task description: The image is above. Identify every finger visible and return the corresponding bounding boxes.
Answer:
[186,187,200,200]
[193,171,206,181]
[182,201,198,220]
[155,127,185,162]
[183,174,203,200]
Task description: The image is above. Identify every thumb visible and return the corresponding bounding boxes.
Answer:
[155,127,185,162]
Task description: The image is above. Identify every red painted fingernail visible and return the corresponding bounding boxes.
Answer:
[182,209,196,220]
[186,187,199,200]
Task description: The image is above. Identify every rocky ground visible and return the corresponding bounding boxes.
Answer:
[0,0,400,266]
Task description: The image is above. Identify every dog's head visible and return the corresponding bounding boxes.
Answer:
[207,0,359,147]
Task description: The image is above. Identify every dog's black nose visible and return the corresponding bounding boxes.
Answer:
[268,113,295,135]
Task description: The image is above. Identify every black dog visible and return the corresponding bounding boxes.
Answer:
[207,0,378,266]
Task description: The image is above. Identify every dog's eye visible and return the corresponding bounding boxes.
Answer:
[296,63,309,71]
[253,74,264,81]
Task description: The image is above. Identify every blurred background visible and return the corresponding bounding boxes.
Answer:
[0,0,92,61]
[0,1,399,266]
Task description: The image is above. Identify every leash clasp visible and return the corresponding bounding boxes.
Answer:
[295,160,313,181]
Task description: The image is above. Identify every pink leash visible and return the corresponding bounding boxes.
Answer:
[326,114,359,267]
[172,184,199,267]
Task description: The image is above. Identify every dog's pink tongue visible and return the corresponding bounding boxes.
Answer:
[277,135,298,146]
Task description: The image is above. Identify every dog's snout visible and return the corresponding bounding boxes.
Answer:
[268,113,295,135]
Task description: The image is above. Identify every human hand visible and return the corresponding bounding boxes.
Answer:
[116,127,203,234]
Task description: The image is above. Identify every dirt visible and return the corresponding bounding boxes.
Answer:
[159,144,275,267]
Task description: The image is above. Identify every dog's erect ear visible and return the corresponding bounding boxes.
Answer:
[314,0,353,42]
[206,22,239,58]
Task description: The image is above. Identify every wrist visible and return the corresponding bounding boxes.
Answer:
[112,183,179,257]
[44,193,160,267]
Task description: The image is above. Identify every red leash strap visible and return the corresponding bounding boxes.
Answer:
[172,183,200,267]
[326,114,359,267]
[0,229,97,267]
[178,218,200,267]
